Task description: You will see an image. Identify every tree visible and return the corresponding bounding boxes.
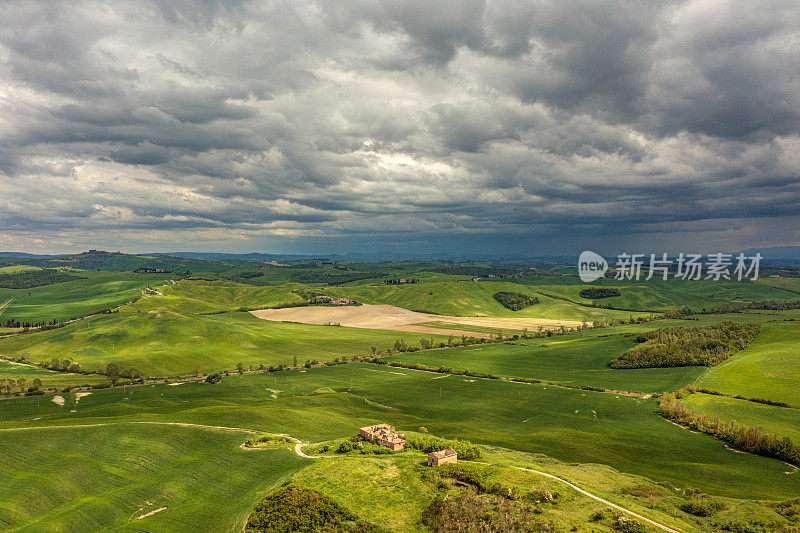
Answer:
[193,363,201,377]
[105,363,121,385]
[236,362,244,374]
[17,378,26,393]
[32,378,42,390]
[292,355,298,368]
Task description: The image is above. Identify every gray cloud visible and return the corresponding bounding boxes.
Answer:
[0,0,799,254]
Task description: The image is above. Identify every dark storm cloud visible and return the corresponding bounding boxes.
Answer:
[1,0,799,253]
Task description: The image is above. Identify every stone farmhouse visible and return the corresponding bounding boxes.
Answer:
[427,448,458,467]
[359,424,406,451]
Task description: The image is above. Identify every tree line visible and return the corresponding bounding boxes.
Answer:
[659,391,800,467]
[0,268,83,289]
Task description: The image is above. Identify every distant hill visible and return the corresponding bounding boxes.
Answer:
[0,250,242,273]
[0,252,58,258]
[743,246,800,260]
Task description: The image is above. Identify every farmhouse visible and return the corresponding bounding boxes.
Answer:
[359,423,406,451]
[427,448,458,467]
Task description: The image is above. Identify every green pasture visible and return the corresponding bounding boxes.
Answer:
[0,296,450,377]
[696,321,800,404]
[0,271,174,324]
[326,281,650,322]
[0,364,796,500]
[387,330,704,393]
[295,445,789,533]
[0,265,41,274]
[0,360,108,390]
[0,423,303,531]
[523,278,799,312]
[684,392,800,443]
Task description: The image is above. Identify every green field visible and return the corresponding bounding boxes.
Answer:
[0,423,304,531]
[0,360,108,390]
[1,254,800,531]
[684,392,800,444]
[326,281,653,322]
[387,329,704,393]
[696,321,800,404]
[521,278,800,312]
[1,364,796,500]
[0,295,450,377]
[0,271,174,324]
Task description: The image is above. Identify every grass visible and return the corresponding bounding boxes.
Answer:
[0,295,450,377]
[0,271,174,324]
[0,364,797,500]
[325,281,652,322]
[523,278,800,312]
[0,423,304,531]
[387,329,704,393]
[696,321,800,405]
[295,444,792,533]
[0,360,108,390]
[0,265,41,274]
[684,392,800,444]
[413,321,526,335]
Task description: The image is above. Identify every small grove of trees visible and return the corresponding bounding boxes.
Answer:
[103,363,141,384]
[492,291,540,311]
[205,372,222,384]
[659,391,800,467]
[0,377,43,396]
[0,268,83,289]
[578,287,621,299]
[404,434,483,461]
[609,321,760,368]
[245,485,379,532]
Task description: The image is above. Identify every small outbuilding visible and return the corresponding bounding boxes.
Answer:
[427,448,458,467]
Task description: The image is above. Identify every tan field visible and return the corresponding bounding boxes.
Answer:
[250,304,582,337]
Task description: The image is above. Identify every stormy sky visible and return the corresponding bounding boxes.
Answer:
[1,0,799,255]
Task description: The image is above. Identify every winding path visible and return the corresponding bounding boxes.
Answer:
[1,421,684,532]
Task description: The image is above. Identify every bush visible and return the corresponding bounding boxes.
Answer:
[611,514,647,533]
[205,372,222,384]
[245,485,380,532]
[492,291,540,311]
[679,497,725,517]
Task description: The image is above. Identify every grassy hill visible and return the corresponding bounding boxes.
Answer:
[0,295,450,377]
[1,364,796,500]
[0,423,303,531]
[0,271,174,324]
[385,329,704,393]
[326,280,651,322]
[696,321,800,404]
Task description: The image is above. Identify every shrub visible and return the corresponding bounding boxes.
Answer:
[205,372,222,384]
[245,485,380,532]
[679,497,725,517]
[611,514,648,533]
